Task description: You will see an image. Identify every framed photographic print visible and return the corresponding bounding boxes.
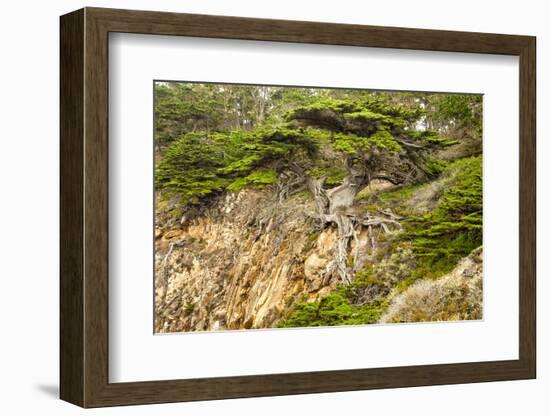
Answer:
[60,7,536,408]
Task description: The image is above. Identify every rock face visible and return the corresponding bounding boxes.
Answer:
[155,190,363,333]
[155,178,484,332]
[379,246,483,323]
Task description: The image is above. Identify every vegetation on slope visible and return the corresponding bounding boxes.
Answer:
[403,156,482,278]
[380,246,483,323]
[277,156,482,327]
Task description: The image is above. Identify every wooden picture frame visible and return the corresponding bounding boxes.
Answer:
[60,7,536,408]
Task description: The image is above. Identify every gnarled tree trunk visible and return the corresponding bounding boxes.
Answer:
[286,159,401,285]
[306,169,370,284]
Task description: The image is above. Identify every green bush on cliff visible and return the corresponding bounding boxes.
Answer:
[402,156,482,277]
[227,169,278,191]
[155,128,318,205]
[352,156,482,291]
[277,281,388,328]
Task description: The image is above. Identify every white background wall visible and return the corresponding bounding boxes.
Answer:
[0,0,546,414]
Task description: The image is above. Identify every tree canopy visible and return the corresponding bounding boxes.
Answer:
[155,85,468,208]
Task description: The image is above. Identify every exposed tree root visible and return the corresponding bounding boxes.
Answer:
[319,210,402,285]
[277,163,405,285]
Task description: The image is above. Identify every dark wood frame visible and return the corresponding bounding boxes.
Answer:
[60,7,536,408]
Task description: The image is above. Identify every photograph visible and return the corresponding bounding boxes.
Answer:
[153,82,483,333]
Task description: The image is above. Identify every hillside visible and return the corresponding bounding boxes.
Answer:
[153,83,483,332]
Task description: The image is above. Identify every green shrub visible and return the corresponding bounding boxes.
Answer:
[227,169,278,192]
[156,128,319,205]
[277,275,389,328]
[402,156,482,277]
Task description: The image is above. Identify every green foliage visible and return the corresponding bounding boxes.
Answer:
[425,94,483,136]
[278,268,389,328]
[286,98,361,117]
[344,108,390,122]
[354,156,482,289]
[277,290,387,328]
[155,133,230,204]
[402,156,482,277]
[359,94,424,122]
[154,83,227,147]
[357,181,424,213]
[378,185,419,203]
[326,130,402,155]
[155,82,296,145]
[367,128,403,151]
[156,86,481,207]
[286,96,422,125]
[434,95,482,126]
[422,157,447,177]
[158,88,436,205]
[286,97,444,164]
[156,128,319,205]
[408,129,457,146]
[266,88,319,122]
[227,169,278,191]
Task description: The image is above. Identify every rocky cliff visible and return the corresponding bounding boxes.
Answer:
[155,156,482,332]
[155,190,343,332]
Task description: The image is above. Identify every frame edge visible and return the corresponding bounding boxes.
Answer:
[60,8,86,408]
[518,36,537,379]
[60,7,537,407]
